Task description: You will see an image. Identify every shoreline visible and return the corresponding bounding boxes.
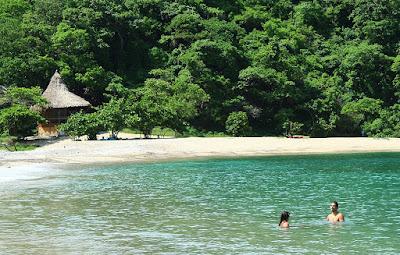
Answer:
[1,137,400,170]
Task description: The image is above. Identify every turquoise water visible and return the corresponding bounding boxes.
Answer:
[0,153,399,254]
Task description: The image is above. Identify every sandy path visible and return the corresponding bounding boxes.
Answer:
[1,137,400,169]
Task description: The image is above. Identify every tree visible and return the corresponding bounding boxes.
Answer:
[0,105,44,139]
[125,79,170,138]
[0,87,46,139]
[161,12,204,47]
[341,97,383,135]
[336,42,395,103]
[351,0,400,55]
[127,70,208,137]
[2,86,47,107]
[363,104,400,137]
[238,18,319,132]
[179,39,244,130]
[391,54,400,99]
[97,98,128,138]
[294,1,331,36]
[225,111,250,137]
[233,6,271,32]
[60,111,101,140]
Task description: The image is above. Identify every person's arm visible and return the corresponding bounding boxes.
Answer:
[338,213,344,222]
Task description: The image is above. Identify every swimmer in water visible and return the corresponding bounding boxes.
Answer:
[279,211,290,228]
[326,201,344,223]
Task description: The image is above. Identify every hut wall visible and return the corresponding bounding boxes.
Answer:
[38,107,90,136]
[42,108,70,124]
[38,123,59,137]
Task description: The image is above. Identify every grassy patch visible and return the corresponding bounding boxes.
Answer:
[0,136,39,151]
[0,142,39,151]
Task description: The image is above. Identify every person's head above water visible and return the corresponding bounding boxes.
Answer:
[279,211,290,227]
[330,201,339,213]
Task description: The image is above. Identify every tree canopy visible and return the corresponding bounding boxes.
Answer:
[1,0,399,137]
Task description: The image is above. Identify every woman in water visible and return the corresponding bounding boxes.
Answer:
[279,211,290,228]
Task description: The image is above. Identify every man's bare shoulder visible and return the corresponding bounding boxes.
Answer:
[327,213,344,222]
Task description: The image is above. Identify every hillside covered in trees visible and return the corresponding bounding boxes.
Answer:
[1,0,399,138]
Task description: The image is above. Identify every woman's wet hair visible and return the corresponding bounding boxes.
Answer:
[279,211,290,226]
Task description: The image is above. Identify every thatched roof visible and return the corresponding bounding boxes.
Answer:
[42,71,91,109]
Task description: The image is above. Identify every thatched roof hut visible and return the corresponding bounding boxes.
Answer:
[38,70,91,136]
[42,70,91,109]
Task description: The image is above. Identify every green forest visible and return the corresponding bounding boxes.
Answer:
[1,0,400,138]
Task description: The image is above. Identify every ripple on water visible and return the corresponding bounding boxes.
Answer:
[0,153,399,254]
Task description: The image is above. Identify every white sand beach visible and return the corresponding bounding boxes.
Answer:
[1,136,400,170]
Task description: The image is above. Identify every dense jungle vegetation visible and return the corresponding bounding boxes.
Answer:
[0,0,399,138]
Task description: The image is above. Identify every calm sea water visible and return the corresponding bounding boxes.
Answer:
[0,153,399,254]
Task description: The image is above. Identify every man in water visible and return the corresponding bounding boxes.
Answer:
[326,201,344,222]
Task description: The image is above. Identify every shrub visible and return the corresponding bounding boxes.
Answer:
[0,105,44,139]
[225,111,250,137]
[60,111,102,140]
[282,121,303,136]
[362,104,400,137]
[309,118,334,138]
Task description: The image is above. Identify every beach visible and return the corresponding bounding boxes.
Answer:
[1,136,400,169]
